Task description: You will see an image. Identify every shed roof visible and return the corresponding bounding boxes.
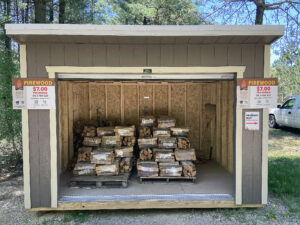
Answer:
[5,24,284,44]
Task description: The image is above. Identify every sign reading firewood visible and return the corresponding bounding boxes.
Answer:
[12,78,56,109]
[245,112,260,131]
[237,78,278,108]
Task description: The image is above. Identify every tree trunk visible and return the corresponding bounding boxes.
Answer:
[25,0,29,23]
[33,0,46,23]
[49,0,53,23]
[4,0,11,53]
[59,0,65,23]
[255,4,265,24]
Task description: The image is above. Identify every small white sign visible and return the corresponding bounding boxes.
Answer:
[245,112,260,131]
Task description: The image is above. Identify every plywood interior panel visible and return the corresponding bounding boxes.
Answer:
[58,80,234,174]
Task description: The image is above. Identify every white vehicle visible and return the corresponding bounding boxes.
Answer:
[269,96,300,129]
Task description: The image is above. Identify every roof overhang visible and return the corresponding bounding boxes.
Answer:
[5,24,284,45]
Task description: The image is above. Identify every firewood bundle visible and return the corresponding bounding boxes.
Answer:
[157,116,176,128]
[91,148,114,164]
[139,148,153,160]
[175,149,197,161]
[97,127,115,137]
[158,137,177,149]
[153,128,171,137]
[181,161,196,177]
[77,147,92,162]
[122,136,136,147]
[101,136,121,148]
[170,127,190,137]
[119,157,132,173]
[114,126,135,137]
[159,164,182,177]
[115,147,134,158]
[83,137,101,147]
[81,125,97,137]
[73,162,95,176]
[154,150,175,162]
[96,159,120,176]
[177,137,190,149]
[139,127,152,138]
[138,137,157,148]
[137,160,159,177]
[140,116,156,127]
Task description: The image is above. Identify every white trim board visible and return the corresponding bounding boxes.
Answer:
[48,66,245,208]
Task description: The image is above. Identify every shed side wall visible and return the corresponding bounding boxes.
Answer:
[26,42,264,207]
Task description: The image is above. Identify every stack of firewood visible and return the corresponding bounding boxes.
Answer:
[137,116,196,178]
[73,124,136,177]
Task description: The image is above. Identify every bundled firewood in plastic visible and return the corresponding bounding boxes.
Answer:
[137,160,159,177]
[139,127,152,138]
[115,146,134,158]
[73,162,96,176]
[77,147,92,162]
[114,125,135,137]
[101,135,121,147]
[181,161,196,177]
[157,116,176,128]
[119,157,132,174]
[97,127,115,137]
[159,164,182,177]
[139,148,153,160]
[138,137,157,148]
[175,149,197,161]
[154,150,175,162]
[152,148,169,157]
[177,137,190,149]
[122,136,136,147]
[82,125,97,137]
[91,148,114,164]
[83,137,101,147]
[158,137,177,149]
[96,160,120,176]
[153,128,171,137]
[170,127,190,137]
[140,116,156,127]
[159,161,179,167]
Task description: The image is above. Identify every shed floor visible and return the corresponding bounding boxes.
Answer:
[59,161,234,203]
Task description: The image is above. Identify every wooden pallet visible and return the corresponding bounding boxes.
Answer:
[139,176,196,183]
[69,173,130,188]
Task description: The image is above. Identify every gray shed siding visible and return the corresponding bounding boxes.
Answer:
[26,42,265,207]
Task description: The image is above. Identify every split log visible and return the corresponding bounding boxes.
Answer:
[115,147,134,158]
[181,161,196,177]
[83,137,101,147]
[139,127,152,138]
[139,148,153,160]
[137,160,159,177]
[114,125,135,137]
[154,150,175,162]
[153,128,171,137]
[140,116,156,127]
[159,165,182,177]
[170,127,190,137]
[96,160,120,176]
[158,137,177,149]
[91,148,114,164]
[101,136,121,148]
[175,149,197,161]
[157,116,176,128]
[97,126,115,137]
[119,157,132,174]
[122,136,136,147]
[73,162,95,176]
[77,147,92,162]
[138,137,157,148]
[177,137,190,149]
[81,125,97,137]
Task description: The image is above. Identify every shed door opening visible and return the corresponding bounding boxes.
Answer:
[58,79,235,202]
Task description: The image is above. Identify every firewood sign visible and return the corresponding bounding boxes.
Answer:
[245,112,260,131]
[237,78,278,109]
[12,78,56,109]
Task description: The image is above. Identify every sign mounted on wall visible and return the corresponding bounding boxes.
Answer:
[12,78,56,109]
[237,78,278,109]
[245,111,260,131]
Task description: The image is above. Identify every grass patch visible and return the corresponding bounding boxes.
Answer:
[268,128,300,214]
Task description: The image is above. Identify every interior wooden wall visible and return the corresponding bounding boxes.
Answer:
[58,80,234,174]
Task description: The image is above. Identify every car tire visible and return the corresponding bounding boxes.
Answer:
[269,114,278,128]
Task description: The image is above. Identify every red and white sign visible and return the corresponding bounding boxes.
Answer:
[245,112,260,130]
[12,78,56,109]
[237,78,278,109]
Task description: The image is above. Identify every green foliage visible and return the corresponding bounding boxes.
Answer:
[106,0,206,25]
[271,45,300,103]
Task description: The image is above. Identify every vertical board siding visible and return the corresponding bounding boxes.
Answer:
[27,42,264,207]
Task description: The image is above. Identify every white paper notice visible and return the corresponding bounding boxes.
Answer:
[245,112,260,131]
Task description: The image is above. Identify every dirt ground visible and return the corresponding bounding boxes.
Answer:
[0,175,299,225]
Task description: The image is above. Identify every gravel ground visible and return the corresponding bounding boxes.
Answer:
[0,176,299,225]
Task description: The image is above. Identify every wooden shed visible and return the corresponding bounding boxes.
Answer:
[5,24,284,211]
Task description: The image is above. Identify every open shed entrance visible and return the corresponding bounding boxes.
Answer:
[57,78,235,202]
